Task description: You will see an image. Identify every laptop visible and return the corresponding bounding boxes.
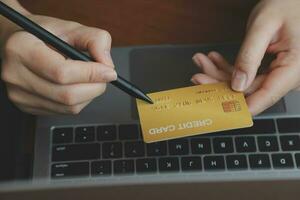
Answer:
[1,43,300,199]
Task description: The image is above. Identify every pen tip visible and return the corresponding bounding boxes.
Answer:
[144,95,154,104]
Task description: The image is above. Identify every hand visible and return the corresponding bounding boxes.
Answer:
[1,15,117,115]
[191,0,300,115]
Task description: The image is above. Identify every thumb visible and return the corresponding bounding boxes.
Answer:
[66,26,114,67]
[232,19,279,92]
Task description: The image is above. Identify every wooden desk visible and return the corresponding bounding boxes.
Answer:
[19,0,258,46]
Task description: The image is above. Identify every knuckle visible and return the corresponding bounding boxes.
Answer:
[261,86,281,108]
[99,84,107,95]
[51,67,68,84]
[67,105,83,115]
[7,90,17,102]
[96,29,112,43]
[4,34,20,55]
[269,94,281,107]
[1,67,10,83]
[86,65,98,83]
[68,21,82,28]
[59,89,77,106]
[1,65,16,85]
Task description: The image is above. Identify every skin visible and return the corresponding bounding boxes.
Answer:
[191,0,300,116]
[0,0,117,115]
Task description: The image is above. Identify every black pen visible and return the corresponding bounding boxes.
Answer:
[0,2,153,104]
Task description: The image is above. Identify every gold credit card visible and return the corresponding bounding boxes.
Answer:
[136,82,253,143]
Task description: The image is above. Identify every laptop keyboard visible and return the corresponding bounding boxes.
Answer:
[50,118,300,179]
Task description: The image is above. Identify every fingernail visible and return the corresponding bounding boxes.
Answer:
[190,78,197,84]
[103,70,117,81]
[232,69,247,91]
[192,55,202,69]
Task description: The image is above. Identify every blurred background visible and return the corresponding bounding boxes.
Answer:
[20,0,258,45]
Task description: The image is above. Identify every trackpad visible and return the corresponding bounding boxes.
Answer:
[129,45,286,119]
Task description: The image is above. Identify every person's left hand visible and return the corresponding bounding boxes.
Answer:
[190,50,297,116]
[191,0,300,116]
[191,51,267,116]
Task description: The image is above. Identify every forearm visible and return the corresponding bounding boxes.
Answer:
[0,0,31,50]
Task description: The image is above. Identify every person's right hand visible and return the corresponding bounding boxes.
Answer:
[1,15,117,115]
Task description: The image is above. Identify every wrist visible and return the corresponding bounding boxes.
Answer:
[0,1,33,51]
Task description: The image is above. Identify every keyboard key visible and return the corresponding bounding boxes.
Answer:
[113,160,134,175]
[277,118,300,133]
[191,138,211,154]
[257,136,279,152]
[235,137,256,152]
[213,119,276,136]
[168,139,189,155]
[247,119,276,134]
[125,141,145,157]
[97,125,117,141]
[75,126,95,143]
[226,155,248,170]
[52,144,100,162]
[136,158,157,173]
[294,153,300,168]
[238,119,275,134]
[147,142,167,156]
[118,124,139,140]
[52,127,73,144]
[91,161,112,176]
[204,156,225,171]
[181,156,202,171]
[51,162,89,178]
[280,135,300,151]
[271,153,294,169]
[249,154,271,169]
[213,137,234,153]
[102,142,122,159]
[159,157,179,172]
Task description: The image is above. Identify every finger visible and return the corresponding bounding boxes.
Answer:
[65,26,114,67]
[7,84,91,114]
[44,82,105,106]
[267,40,289,54]
[5,65,107,106]
[4,59,108,106]
[191,73,220,85]
[246,65,298,116]
[22,42,116,84]
[269,51,292,70]
[232,17,280,92]
[192,53,230,81]
[244,74,266,96]
[207,51,234,74]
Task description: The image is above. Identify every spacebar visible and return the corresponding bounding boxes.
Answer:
[52,143,100,162]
